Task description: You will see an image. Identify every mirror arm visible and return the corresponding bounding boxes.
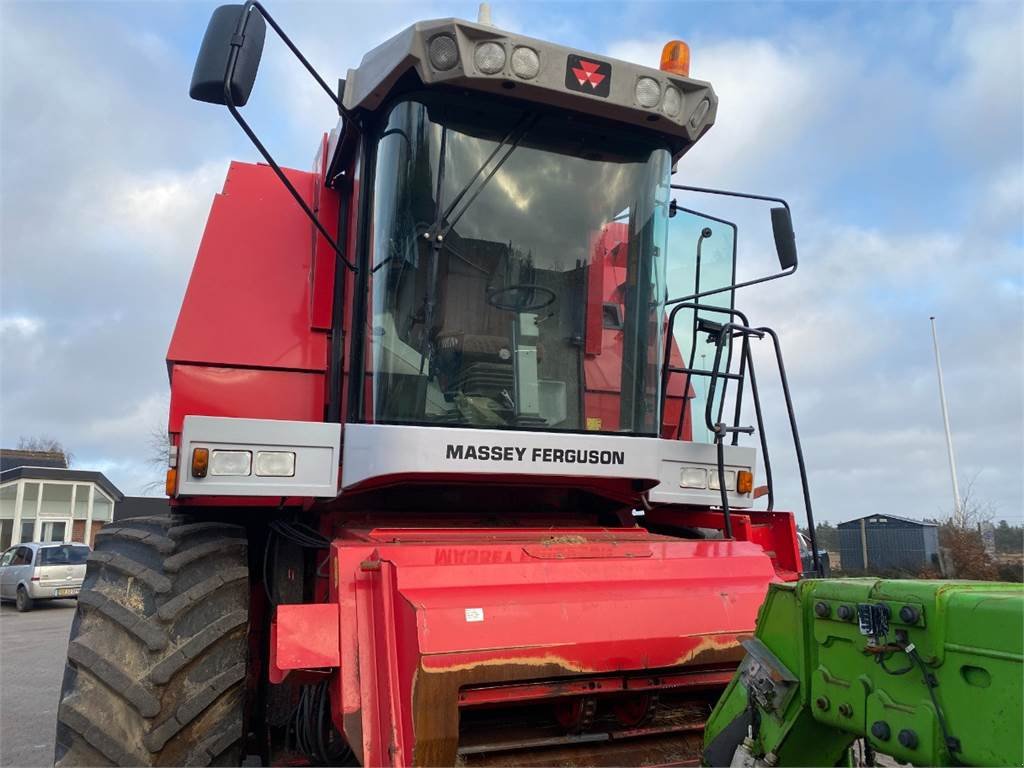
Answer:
[671,183,791,214]
[246,1,356,122]
[667,184,797,305]
[665,264,797,307]
[223,2,358,272]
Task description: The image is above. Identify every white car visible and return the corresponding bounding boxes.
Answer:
[0,542,90,611]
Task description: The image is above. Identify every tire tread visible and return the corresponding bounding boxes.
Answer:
[54,513,249,767]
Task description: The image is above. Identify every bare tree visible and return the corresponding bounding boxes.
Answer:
[937,472,999,580]
[15,435,74,467]
[948,472,995,530]
[141,397,171,495]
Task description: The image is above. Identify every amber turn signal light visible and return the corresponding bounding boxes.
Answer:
[660,40,690,77]
[191,447,210,478]
[737,470,754,495]
[165,468,177,497]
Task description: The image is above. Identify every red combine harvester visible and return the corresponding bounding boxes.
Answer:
[55,3,821,766]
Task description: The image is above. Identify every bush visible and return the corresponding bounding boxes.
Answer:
[938,524,998,580]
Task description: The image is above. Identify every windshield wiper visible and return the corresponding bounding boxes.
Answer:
[434,113,538,238]
[419,114,538,375]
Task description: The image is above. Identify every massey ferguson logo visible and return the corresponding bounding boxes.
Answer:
[565,54,611,97]
[445,443,625,466]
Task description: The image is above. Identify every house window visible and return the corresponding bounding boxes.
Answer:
[73,485,91,519]
[0,483,16,519]
[0,484,16,549]
[41,483,74,517]
[21,482,39,519]
[93,492,113,522]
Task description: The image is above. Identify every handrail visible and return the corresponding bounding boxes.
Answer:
[661,307,818,575]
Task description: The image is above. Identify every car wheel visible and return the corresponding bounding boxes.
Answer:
[16,585,33,612]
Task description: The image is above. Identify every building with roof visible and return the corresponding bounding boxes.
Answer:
[838,513,940,573]
[0,449,123,549]
[0,449,70,472]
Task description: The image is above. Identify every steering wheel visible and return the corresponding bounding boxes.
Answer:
[486,284,557,312]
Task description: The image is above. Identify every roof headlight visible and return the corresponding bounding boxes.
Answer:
[635,76,661,108]
[689,97,711,128]
[474,41,506,74]
[510,46,540,79]
[663,86,682,117]
[428,34,459,71]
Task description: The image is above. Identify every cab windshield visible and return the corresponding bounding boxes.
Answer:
[368,93,671,435]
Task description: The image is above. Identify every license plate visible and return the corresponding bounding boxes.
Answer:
[55,587,78,598]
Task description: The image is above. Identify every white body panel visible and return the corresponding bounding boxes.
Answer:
[178,416,341,498]
[341,424,755,508]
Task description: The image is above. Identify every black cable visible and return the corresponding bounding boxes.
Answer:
[268,519,331,548]
[289,682,352,766]
[877,652,914,675]
[907,645,960,763]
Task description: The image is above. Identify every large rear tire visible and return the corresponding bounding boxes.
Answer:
[54,515,250,767]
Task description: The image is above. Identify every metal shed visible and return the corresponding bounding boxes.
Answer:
[838,514,940,573]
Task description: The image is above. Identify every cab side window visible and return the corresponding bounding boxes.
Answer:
[12,547,33,566]
[0,548,15,567]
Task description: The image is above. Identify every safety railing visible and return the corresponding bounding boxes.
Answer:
[660,305,821,575]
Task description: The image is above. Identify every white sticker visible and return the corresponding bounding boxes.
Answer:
[465,608,485,622]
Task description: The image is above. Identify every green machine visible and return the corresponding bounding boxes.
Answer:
[703,579,1024,767]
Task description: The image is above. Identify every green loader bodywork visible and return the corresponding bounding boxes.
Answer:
[703,579,1024,767]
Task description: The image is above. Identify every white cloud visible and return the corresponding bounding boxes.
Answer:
[938,2,1024,170]
[609,37,835,188]
[75,160,230,267]
[0,316,42,338]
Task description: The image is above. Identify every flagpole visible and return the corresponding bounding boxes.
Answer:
[930,316,962,524]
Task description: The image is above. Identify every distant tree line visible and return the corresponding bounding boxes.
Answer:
[994,519,1024,554]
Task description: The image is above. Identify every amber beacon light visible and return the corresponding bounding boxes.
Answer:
[660,40,691,76]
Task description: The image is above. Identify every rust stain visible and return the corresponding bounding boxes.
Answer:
[671,634,746,668]
[412,657,586,766]
[411,641,742,766]
[420,653,593,676]
[542,535,588,545]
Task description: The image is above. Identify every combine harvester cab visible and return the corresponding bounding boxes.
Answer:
[55,4,822,767]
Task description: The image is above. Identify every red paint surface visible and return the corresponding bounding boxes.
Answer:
[310,134,339,332]
[167,161,327,372]
[168,364,324,432]
[584,222,690,436]
[273,603,341,679]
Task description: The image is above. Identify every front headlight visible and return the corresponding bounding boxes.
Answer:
[679,467,707,489]
[209,450,252,476]
[255,451,296,477]
[708,469,737,492]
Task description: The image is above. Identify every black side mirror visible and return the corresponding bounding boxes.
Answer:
[771,206,798,270]
[190,4,266,106]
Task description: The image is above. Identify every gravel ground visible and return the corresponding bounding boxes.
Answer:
[0,599,76,768]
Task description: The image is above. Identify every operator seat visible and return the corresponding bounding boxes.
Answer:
[432,236,514,361]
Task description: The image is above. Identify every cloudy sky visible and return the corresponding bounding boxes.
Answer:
[1,0,1021,524]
